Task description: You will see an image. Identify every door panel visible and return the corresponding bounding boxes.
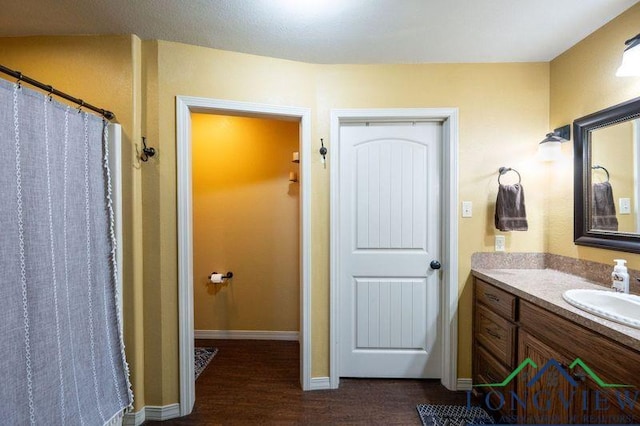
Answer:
[355,142,426,249]
[339,122,442,378]
[354,278,428,349]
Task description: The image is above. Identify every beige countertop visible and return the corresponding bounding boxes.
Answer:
[472,268,640,352]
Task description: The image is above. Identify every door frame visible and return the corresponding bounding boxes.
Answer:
[329,108,459,390]
[176,96,312,416]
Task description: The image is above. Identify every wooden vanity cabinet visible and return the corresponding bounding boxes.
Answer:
[473,277,640,424]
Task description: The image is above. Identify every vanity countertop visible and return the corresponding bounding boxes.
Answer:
[472,267,640,352]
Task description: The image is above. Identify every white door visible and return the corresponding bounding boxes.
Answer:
[338,122,442,378]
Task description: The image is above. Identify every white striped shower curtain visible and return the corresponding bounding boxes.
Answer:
[0,78,132,425]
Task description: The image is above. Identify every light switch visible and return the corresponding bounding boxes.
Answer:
[620,198,631,215]
[495,235,506,252]
[462,201,473,218]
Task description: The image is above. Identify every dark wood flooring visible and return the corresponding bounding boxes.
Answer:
[146,339,469,425]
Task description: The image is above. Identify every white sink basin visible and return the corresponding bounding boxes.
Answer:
[562,289,640,329]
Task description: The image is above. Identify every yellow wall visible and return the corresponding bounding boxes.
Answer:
[0,35,147,410]
[549,3,640,263]
[139,39,169,406]
[191,114,300,332]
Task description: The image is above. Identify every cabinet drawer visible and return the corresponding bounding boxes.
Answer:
[475,303,516,367]
[474,345,514,417]
[475,279,517,321]
[475,344,513,390]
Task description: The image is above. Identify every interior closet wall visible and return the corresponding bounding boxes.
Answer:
[191,113,300,333]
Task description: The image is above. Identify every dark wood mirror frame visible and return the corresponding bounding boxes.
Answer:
[574,96,640,253]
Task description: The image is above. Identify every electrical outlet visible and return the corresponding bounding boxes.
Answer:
[495,235,506,252]
[620,198,631,215]
[462,201,472,218]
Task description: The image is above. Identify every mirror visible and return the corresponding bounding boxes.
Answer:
[574,96,640,253]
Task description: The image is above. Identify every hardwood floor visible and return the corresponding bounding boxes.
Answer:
[146,339,469,425]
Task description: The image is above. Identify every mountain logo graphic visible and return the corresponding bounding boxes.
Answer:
[474,357,633,388]
[526,358,578,387]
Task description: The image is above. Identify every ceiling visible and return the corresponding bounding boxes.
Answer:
[0,0,637,64]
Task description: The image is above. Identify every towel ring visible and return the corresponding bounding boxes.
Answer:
[498,167,521,185]
[592,165,610,182]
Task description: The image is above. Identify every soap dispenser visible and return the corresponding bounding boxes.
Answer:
[612,259,630,293]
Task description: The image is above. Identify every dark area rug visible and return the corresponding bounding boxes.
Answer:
[194,347,218,380]
[417,404,495,426]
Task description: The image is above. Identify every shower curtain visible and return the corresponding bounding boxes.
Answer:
[0,78,132,424]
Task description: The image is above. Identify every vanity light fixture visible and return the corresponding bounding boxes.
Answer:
[616,33,640,77]
[538,124,570,162]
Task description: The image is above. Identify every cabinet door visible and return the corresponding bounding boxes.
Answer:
[574,369,640,425]
[586,385,638,424]
[517,331,575,424]
[474,344,515,419]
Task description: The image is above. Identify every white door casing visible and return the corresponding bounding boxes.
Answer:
[330,108,459,390]
[176,97,312,416]
[339,122,442,378]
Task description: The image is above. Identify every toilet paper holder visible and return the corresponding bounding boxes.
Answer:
[210,271,233,282]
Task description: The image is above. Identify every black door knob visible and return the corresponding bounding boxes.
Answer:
[430,260,441,270]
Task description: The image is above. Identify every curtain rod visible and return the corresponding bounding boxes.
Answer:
[0,64,116,121]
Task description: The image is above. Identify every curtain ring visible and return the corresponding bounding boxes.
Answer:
[16,72,23,89]
[46,85,53,102]
[77,100,85,113]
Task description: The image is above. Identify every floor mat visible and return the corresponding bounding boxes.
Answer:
[416,404,494,426]
[194,347,218,380]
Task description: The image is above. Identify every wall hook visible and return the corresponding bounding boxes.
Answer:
[140,136,156,162]
[319,138,327,169]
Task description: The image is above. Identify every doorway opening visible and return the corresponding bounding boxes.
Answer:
[177,97,312,416]
[191,112,300,343]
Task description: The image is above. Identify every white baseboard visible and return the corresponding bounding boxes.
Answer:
[122,403,180,425]
[456,378,472,391]
[146,403,181,421]
[122,409,144,426]
[309,376,331,390]
[195,329,299,341]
